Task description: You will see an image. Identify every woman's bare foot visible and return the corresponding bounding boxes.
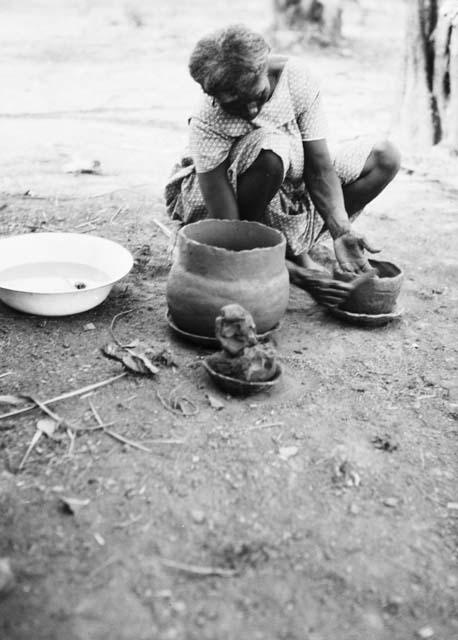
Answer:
[290,251,327,272]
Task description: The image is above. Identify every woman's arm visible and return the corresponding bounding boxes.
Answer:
[197,160,239,220]
[302,139,350,238]
[303,139,378,273]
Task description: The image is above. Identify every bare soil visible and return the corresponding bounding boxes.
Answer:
[1,2,457,639]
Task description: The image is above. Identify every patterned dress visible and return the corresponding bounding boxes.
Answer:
[165,57,373,256]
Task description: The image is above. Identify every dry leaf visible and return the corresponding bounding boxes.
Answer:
[155,348,178,367]
[102,342,159,376]
[0,395,23,406]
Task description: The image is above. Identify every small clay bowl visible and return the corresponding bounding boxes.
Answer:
[202,359,282,396]
[335,259,403,315]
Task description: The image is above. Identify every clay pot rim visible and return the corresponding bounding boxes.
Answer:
[180,219,286,255]
[202,359,282,395]
[335,259,403,281]
[367,259,403,279]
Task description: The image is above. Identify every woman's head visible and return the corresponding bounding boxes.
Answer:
[188,24,270,101]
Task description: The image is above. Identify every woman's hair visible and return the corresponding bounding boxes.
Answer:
[188,24,269,97]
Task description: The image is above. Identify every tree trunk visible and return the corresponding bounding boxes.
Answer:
[400,0,458,151]
[272,0,344,46]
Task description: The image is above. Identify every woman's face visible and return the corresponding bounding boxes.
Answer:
[215,68,272,121]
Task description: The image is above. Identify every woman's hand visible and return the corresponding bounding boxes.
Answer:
[333,230,380,274]
[286,260,374,308]
[287,261,354,308]
[299,270,355,307]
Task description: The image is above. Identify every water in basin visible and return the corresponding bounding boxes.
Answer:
[0,262,109,293]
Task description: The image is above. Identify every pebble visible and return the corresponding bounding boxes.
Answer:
[278,446,299,461]
[171,600,187,614]
[0,558,14,597]
[349,503,360,515]
[383,497,399,508]
[447,574,458,588]
[83,322,96,331]
[416,626,434,639]
[384,594,403,615]
[191,509,206,524]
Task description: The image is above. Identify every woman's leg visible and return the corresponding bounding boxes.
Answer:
[237,150,284,222]
[342,140,401,215]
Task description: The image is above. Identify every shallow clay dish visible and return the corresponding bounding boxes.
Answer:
[335,259,403,315]
[328,304,404,327]
[166,311,280,348]
[202,359,282,395]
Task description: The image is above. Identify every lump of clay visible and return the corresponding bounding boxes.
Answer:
[210,304,277,382]
[209,344,277,382]
[214,303,257,356]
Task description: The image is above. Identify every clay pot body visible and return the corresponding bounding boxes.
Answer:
[336,259,403,314]
[166,220,289,337]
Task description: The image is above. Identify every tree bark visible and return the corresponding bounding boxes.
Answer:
[400,0,458,151]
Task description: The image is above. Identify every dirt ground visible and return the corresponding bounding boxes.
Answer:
[1,1,457,639]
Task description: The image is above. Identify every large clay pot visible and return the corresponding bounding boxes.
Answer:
[335,259,403,315]
[166,219,289,337]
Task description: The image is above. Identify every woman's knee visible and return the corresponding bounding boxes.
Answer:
[372,140,401,179]
[253,150,284,185]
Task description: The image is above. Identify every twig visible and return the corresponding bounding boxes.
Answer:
[156,386,198,417]
[67,428,76,456]
[0,373,127,420]
[70,421,115,432]
[110,206,125,223]
[156,390,185,416]
[88,554,120,579]
[109,308,142,348]
[140,438,185,445]
[103,428,153,453]
[22,394,63,425]
[160,557,238,578]
[75,217,101,229]
[88,399,104,426]
[151,218,172,238]
[88,399,152,453]
[18,429,42,470]
[246,421,285,432]
[0,371,13,379]
[113,514,143,529]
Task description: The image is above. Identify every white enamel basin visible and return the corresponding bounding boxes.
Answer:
[0,232,133,316]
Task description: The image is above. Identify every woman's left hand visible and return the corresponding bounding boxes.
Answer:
[333,230,381,274]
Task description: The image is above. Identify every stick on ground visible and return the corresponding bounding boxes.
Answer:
[160,558,238,578]
[0,373,127,421]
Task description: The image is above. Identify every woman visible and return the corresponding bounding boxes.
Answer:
[165,24,400,307]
